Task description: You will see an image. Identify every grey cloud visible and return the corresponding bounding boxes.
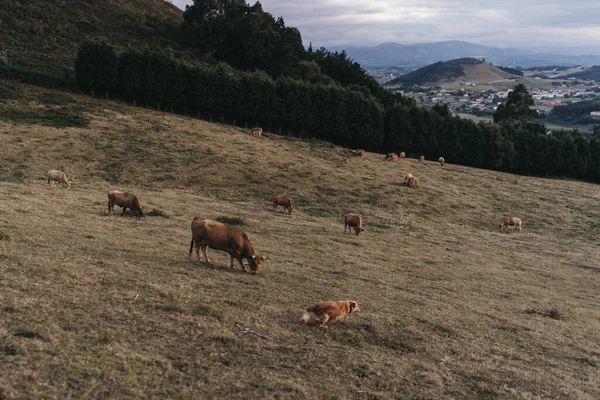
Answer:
[170,0,600,52]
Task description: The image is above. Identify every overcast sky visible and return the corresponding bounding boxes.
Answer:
[171,0,600,53]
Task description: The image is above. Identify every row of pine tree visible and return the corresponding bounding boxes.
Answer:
[75,39,600,182]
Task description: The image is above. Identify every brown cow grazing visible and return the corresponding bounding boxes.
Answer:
[404,174,418,187]
[301,300,360,326]
[251,127,262,137]
[107,190,144,217]
[439,157,445,167]
[344,213,364,236]
[189,217,268,272]
[272,194,293,215]
[399,152,406,158]
[384,153,398,161]
[419,155,425,162]
[353,149,365,157]
[499,217,522,232]
[47,169,70,189]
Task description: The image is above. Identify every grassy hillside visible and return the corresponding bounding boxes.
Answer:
[564,65,600,81]
[1,81,600,399]
[386,58,521,87]
[0,0,183,78]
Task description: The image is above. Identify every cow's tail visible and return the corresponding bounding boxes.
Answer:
[188,238,195,258]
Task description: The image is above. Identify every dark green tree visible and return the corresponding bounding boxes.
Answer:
[493,84,538,123]
[75,39,118,98]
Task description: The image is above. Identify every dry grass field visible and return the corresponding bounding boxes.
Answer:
[1,81,600,399]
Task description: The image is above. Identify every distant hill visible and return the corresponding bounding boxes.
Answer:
[327,41,600,70]
[563,66,600,81]
[384,58,518,87]
[0,0,184,78]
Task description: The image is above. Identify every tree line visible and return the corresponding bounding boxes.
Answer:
[75,40,600,182]
[75,39,385,150]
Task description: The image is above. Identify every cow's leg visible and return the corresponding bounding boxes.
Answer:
[201,245,210,264]
[231,256,248,272]
[121,207,127,216]
[230,255,236,269]
[195,244,201,261]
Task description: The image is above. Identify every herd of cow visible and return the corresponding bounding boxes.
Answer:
[44,144,522,326]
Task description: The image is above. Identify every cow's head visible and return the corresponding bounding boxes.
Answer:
[249,254,269,273]
[139,207,145,217]
[354,226,365,236]
[288,205,293,215]
[349,301,360,313]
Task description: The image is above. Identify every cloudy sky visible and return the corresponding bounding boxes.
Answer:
[171,0,600,53]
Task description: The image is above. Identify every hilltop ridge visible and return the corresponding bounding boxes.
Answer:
[384,58,519,87]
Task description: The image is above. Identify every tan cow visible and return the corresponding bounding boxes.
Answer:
[251,127,262,137]
[399,152,406,158]
[404,174,418,187]
[47,169,70,189]
[419,155,425,162]
[272,194,293,215]
[107,190,144,217]
[384,153,398,161]
[189,217,267,272]
[499,217,522,231]
[439,157,445,167]
[353,149,365,157]
[344,213,364,236]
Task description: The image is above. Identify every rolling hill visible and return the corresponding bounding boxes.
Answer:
[1,80,600,398]
[328,40,600,69]
[0,0,184,78]
[384,58,519,87]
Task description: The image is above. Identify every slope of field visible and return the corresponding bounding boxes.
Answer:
[1,82,600,399]
[385,58,521,88]
[457,63,516,84]
[0,0,183,77]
